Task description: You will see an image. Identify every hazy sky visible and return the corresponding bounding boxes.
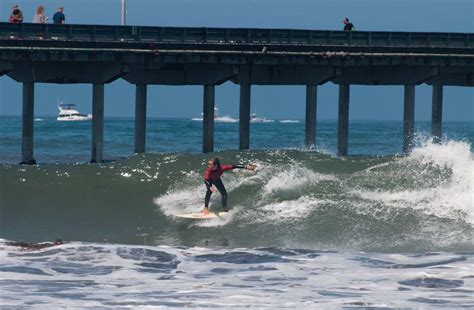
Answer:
[0,0,473,120]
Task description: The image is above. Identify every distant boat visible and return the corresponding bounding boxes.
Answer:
[57,103,92,121]
[279,120,300,123]
[191,107,238,123]
[250,113,274,123]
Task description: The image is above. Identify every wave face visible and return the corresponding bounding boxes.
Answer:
[1,139,473,252]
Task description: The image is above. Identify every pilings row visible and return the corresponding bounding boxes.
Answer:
[18,83,445,164]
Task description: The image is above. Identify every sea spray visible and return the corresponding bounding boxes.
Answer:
[351,139,473,225]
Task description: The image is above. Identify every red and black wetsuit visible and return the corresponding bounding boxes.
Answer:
[204,164,244,210]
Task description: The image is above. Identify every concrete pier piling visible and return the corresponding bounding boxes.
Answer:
[202,85,215,153]
[91,84,105,163]
[403,85,416,153]
[431,85,444,143]
[337,84,350,157]
[239,84,251,150]
[20,82,36,165]
[134,84,147,154]
[305,85,317,149]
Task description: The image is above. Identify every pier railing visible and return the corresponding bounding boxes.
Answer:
[0,22,472,48]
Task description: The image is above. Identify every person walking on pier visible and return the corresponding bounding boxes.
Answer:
[52,6,65,24]
[8,5,23,23]
[32,5,47,24]
[202,157,255,215]
[343,17,355,31]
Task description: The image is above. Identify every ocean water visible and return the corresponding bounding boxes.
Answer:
[0,117,473,308]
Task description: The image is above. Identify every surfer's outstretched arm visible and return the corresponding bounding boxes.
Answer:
[222,164,256,171]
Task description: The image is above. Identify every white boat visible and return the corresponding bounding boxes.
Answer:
[250,113,274,123]
[191,108,272,123]
[191,107,238,123]
[279,120,300,123]
[57,103,92,121]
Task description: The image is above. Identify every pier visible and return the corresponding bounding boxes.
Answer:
[0,23,472,163]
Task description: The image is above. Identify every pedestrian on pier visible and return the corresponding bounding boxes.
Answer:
[52,6,65,24]
[8,5,23,23]
[32,5,48,23]
[343,17,355,31]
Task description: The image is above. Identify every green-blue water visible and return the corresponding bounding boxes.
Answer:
[1,117,472,163]
[0,117,473,308]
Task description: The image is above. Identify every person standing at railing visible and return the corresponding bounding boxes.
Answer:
[52,6,65,24]
[343,17,355,31]
[32,5,48,24]
[8,5,23,23]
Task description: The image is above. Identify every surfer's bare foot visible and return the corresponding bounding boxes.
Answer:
[202,208,209,215]
[246,164,256,171]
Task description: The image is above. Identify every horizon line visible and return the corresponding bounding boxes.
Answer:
[0,115,473,122]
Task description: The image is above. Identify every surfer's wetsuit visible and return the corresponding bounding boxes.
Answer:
[204,164,245,210]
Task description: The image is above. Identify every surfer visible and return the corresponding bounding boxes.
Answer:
[203,157,255,215]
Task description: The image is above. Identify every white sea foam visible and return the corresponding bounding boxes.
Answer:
[1,242,472,308]
[154,186,204,217]
[353,139,474,225]
[120,172,131,178]
[256,196,327,222]
[263,166,337,196]
[193,208,238,227]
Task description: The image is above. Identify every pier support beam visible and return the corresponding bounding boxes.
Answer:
[305,85,317,148]
[202,85,215,153]
[91,84,105,163]
[20,82,36,165]
[403,85,415,153]
[431,85,443,143]
[134,84,147,154]
[337,84,350,156]
[239,84,251,150]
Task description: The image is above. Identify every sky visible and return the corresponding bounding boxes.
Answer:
[0,0,473,121]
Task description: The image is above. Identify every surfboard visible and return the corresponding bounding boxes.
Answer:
[174,212,226,219]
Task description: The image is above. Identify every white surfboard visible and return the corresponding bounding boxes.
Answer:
[174,212,227,219]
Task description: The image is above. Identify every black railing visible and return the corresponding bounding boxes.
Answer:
[0,22,472,48]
